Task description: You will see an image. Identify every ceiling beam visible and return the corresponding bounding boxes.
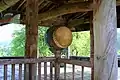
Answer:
[117,0,120,6]
[38,2,93,21]
[39,17,66,26]
[38,1,120,22]
[0,0,20,12]
[68,0,88,3]
[71,23,90,32]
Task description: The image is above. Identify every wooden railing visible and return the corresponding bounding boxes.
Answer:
[0,57,55,80]
[58,58,91,80]
[0,57,91,80]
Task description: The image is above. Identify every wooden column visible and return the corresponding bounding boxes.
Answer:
[54,50,61,80]
[25,0,38,80]
[89,11,94,80]
[93,0,118,80]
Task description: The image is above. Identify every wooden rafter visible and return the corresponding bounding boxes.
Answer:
[16,0,26,10]
[38,2,93,21]
[37,0,120,22]
[0,0,20,12]
[117,0,120,6]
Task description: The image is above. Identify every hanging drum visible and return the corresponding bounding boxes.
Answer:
[45,26,72,52]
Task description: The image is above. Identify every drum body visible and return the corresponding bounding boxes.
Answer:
[45,26,72,52]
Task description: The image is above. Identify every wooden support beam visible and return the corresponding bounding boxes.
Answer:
[89,11,94,80]
[68,19,85,27]
[117,0,120,6]
[38,0,120,22]
[71,23,90,32]
[25,0,38,58]
[25,0,38,80]
[0,57,55,65]
[54,50,61,80]
[39,17,66,26]
[38,2,93,21]
[0,0,19,12]
[58,58,91,67]
[68,0,87,3]
[19,1,120,26]
[93,0,118,80]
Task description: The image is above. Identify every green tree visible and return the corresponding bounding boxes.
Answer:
[10,25,90,57]
[0,46,11,56]
[38,27,52,56]
[10,26,52,56]
[0,47,5,56]
[118,50,120,55]
[10,28,25,56]
[70,31,90,56]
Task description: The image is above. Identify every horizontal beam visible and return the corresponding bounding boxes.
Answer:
[71,23,90,32]
[38,2,93,21]
[0,0,19,12]
[38,1,120,22]
[117,0,120,6]
[39,17,66,26]
[58,58,91,67]
[0,57,55,65]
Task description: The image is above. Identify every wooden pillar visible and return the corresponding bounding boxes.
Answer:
[89,11,94,80]
[54,50,61,80]
[93,0,118,80]
[25,0,38,80]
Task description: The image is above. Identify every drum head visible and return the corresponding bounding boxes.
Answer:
[53,26,72,48]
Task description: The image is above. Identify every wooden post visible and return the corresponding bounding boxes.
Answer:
[72,65,75,80]
[89,11,94,80]
[64,63,66,80]
[93,0,118,80]
[81,66,84,80]
[25,0,38,80]
[54,50,61,80]
[4,65,7,80]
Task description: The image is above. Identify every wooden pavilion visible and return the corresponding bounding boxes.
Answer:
[0,0,119,80]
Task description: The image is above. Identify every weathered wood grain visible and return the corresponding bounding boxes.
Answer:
[50,62,53,80]
[11,64,15,80]
[64,63,66,80]
[72,65,75,80]
[54,50,61,80]
[4,65,7,80]
[38,62,41,80]
[58,58,91,67]
[0,0,19,12]
[0,57,55,65]
[19,64,22,80]
[93,0,118,80]
[44,62,47,80]
[25,0,38,79]
[81,66,84,80]
[38,2,93,21]
[89,11,94,80]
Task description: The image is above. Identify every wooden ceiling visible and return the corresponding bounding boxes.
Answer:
[1,0,120,31]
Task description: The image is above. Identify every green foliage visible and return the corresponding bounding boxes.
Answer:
[10,28,25,56]
[1,25,120,57]
[10,27,90,57]
[70,31,90,56]
[118,50,120,55]
[10,26,52,56]
[0,46,11,56]
[0,47,5,56]
[38,27,52,56]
